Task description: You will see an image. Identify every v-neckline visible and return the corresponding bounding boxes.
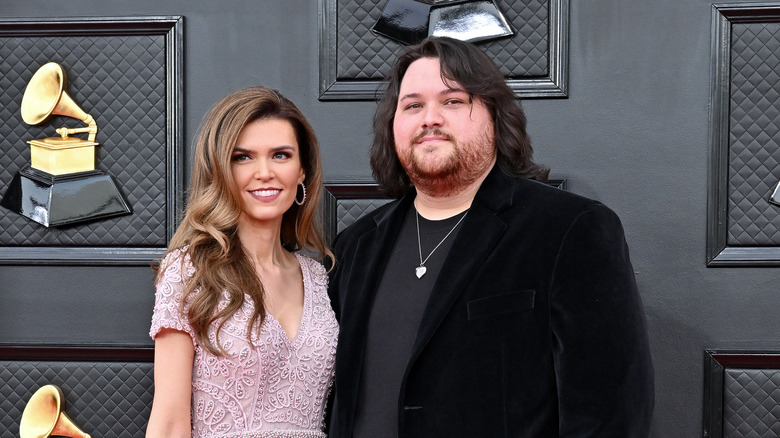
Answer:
[264,253,308,346]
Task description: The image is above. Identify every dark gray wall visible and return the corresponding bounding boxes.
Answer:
[3,1,780,436]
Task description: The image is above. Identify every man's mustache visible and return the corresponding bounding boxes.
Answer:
[411,128,455,144]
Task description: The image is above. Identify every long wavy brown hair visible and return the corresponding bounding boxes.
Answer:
[155,86,332,355]
[371,36,549,198]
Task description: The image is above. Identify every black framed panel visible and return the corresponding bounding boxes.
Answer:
[323,179,566,244]
[0,16,184,266]
[322,183,393,245]
[703,350,780,438]
[0,344,154,438]
[318,0,569,100]
[708,4,780,266]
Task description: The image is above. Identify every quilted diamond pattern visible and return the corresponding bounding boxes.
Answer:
[335,0,548,81]
[336,198,393,232]
[724,368,780,437]
[0,33,169,246]
[727,22,780,245]
[0,360,153,438]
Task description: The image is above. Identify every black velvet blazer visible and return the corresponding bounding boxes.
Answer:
[328,166,654,437]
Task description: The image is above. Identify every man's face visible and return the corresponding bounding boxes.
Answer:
[393,57,496,197]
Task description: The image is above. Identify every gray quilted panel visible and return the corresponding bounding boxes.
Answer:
[727,22,780,245]
[337,198,393,233]
[0,360,153,438]
[0,33,168,246]
[336,0,548,80]
[724,368,780,437]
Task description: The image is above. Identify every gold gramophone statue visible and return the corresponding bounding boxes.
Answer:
[0,62,131,227]
[20,385,91,438]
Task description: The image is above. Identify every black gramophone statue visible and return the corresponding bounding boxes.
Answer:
[0,62,130,227]
[372,0,515,46]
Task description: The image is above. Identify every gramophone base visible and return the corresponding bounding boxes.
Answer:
[0,166,131,227]
[29,137,98,175]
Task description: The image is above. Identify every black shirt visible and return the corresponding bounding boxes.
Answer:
[352,205,468,438]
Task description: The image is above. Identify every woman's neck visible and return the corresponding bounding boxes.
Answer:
[236,220,292,270]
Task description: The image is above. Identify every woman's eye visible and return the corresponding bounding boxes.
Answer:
[272,151,292,160]
[231,153,250,162]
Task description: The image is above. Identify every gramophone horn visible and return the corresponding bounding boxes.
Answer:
[20,62,97,141]
[20,385,91,438]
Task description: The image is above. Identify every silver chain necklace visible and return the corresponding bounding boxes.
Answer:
[415,209,468,279]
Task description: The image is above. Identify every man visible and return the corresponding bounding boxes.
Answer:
[328,36,654,437]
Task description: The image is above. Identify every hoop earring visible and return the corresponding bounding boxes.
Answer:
[294,182,306,206]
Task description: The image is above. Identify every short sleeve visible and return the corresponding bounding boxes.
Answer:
[149,247,197,344]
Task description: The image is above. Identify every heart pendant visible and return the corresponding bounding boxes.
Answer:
[415,266,427,278]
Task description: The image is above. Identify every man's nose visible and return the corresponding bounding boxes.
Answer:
[422,105,444,129]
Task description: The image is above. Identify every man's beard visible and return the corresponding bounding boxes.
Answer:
[398,127,496,197]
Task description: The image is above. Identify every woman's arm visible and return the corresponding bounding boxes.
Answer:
[146,328,195,438]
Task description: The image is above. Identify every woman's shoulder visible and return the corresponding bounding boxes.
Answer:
[161,244,189,264]
[296,252,326,271]
[296,253,328,282]
[157,245,195,282]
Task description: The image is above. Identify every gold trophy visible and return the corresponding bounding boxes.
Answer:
[0,62,131,227]
[19,385,91,438]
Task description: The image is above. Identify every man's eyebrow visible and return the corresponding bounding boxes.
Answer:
[398,87,467,101]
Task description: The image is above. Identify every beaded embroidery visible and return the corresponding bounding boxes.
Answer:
[150,248,338,437]
[212,431,324,438]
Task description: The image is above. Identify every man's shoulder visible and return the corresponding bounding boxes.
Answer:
[498,177,623,230]
[513,177,603,210]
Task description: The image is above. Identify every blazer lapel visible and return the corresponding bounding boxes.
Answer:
[339,194,415,325]
[408,167,516,361]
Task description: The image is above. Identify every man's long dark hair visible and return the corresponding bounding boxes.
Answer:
[370,36,549,198]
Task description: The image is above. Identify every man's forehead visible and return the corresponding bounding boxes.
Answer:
[399,59,466,94]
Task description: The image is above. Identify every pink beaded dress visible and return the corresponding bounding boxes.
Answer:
[149,248,338,438]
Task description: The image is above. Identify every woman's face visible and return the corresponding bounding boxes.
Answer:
[230,117,305,229]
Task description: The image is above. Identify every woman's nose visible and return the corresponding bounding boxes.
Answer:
[253,160,272,180]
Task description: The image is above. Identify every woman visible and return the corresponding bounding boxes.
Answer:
[146,86,337,438]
